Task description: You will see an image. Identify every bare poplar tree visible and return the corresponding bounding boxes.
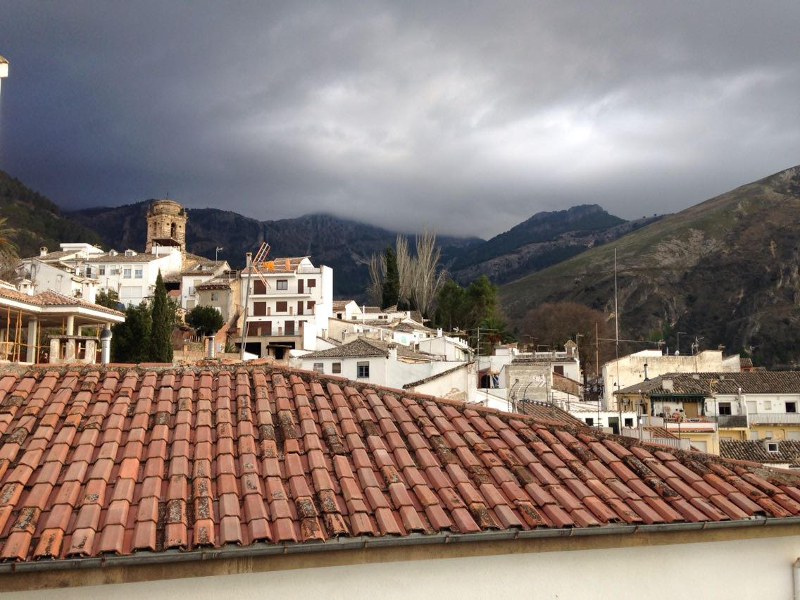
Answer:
[366,252,385,306]
[410,226,446,318]
[395,234,414,307]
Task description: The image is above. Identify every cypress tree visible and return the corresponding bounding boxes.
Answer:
[381,246,400,309]
[149,271,173,363]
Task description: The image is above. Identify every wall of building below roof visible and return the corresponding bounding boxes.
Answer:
[749,424,800,441]
[602,350,734,411]
[6,532,800,599]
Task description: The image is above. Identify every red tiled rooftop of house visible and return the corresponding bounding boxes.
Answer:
[1,364,800,568]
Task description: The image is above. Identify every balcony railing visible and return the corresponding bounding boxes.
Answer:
[717,415,748,428]
[748,412,800,425]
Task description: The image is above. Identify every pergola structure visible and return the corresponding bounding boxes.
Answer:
[0,285,124,364]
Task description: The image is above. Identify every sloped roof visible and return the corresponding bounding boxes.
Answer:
[332,300,356,311]
[720,440,800,465]
[515,400,588,428]
[302,338,433,361]
[617,372,800,396]
[1,364,800,569]
[0,288,124,317]
[242,257,310,275]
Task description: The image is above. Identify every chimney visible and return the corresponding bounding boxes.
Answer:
[437,328,443,338]
[643,363,649,381]
[245,252,252,268]
[39,246,48,257]
[100,328,112,364]
[206,335,216,359]
[388,343,398,361]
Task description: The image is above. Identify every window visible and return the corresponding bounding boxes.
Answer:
[134,267,143,279]
[553,365,564,376]
[253,302,266,316]
[307,279,316,288]
[254,280,267,295]
[624,418,633,428]
[211,292,219,302]
[585,417,594,426]
[787,402,797,413]
[313,363,324,374]
[285,321,295,335]
[307,300,315,311]
[276,280,288,290]
[357,361,369,378]
[276,301,287,312]
[99,265,105,276]
[767,442,779,453]
[765,400,772,410]
[766,430,774,439]
[718,402,732,415]
[123,268,132,279]
[332,362,341,374]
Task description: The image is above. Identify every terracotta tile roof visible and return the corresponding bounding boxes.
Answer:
[1,364,800,567]
[302,338,434,361]
[87,253,164,263]
[720,440,800,465]
[618,372,800,396]
[741,358,754,368]
[0,288,124,317]
[515,400,588,428]
[332,300,355,312]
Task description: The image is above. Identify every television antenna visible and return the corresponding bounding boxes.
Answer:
[239,241,271,360]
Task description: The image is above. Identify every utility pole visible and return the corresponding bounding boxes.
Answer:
[615,247,621,433]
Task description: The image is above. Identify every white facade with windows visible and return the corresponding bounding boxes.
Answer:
[239,257,333,358]
[90,247,183,306]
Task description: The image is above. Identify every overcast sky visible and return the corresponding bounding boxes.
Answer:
[1,1,798,239]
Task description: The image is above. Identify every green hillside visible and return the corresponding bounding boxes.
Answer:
[501,165,800,367]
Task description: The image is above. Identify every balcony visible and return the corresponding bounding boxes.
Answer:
[249,288,311,297]
[748,412,800,425]
[717,415,748,428]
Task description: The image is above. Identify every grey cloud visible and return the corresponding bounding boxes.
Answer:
[0,1,798,238]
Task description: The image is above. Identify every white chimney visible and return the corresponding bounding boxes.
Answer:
[437,328,443,338]
[100,328,112,364]
[388,343,398,361]
[39,247,48,257]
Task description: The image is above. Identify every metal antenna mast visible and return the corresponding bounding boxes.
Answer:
[239,242,271,360]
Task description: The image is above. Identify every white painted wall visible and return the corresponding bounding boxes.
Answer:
[602,350,737,410]
[410,363,477,403]
[10,533,800,600]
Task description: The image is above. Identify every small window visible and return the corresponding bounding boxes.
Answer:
[276,301,287,312]
[123,268,132,279]
[307,279,316,288]
[624,418,633,428]
[134,268,143,279]
[766,430,774,439]
[585,417,594,426]
[313,363,324,374]
[276,280,288,290]
[767,442,779,453]
[332,362,341,374]
[211,292,219,301]
[765,400,772,410]
[718,402,732,415]
[99,265,106,276]
[553,365,564,376]
[787,402,797,413]
[307,300,315,311]
[357,361,369,378]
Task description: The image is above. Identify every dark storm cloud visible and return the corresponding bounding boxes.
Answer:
[1,1,799,238]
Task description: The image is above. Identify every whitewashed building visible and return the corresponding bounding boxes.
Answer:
[239,256,333,359]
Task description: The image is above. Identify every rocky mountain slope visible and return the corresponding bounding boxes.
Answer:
[0,170,103,259]
[500,165,800,368]
[67,203,481,299]
[449,204,659,285]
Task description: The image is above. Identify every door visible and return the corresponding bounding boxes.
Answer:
[608,417,619,435]
[297,301,304,315]
[684,402,699,418]
[298,279,304,294]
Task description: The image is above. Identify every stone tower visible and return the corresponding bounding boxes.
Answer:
[146,200,187,253]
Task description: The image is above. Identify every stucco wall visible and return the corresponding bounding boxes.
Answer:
[602,350,733,409]
[8,533,800,599]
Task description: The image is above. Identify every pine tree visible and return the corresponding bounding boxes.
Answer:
[381,246,400,309]
[149,271,173,363]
